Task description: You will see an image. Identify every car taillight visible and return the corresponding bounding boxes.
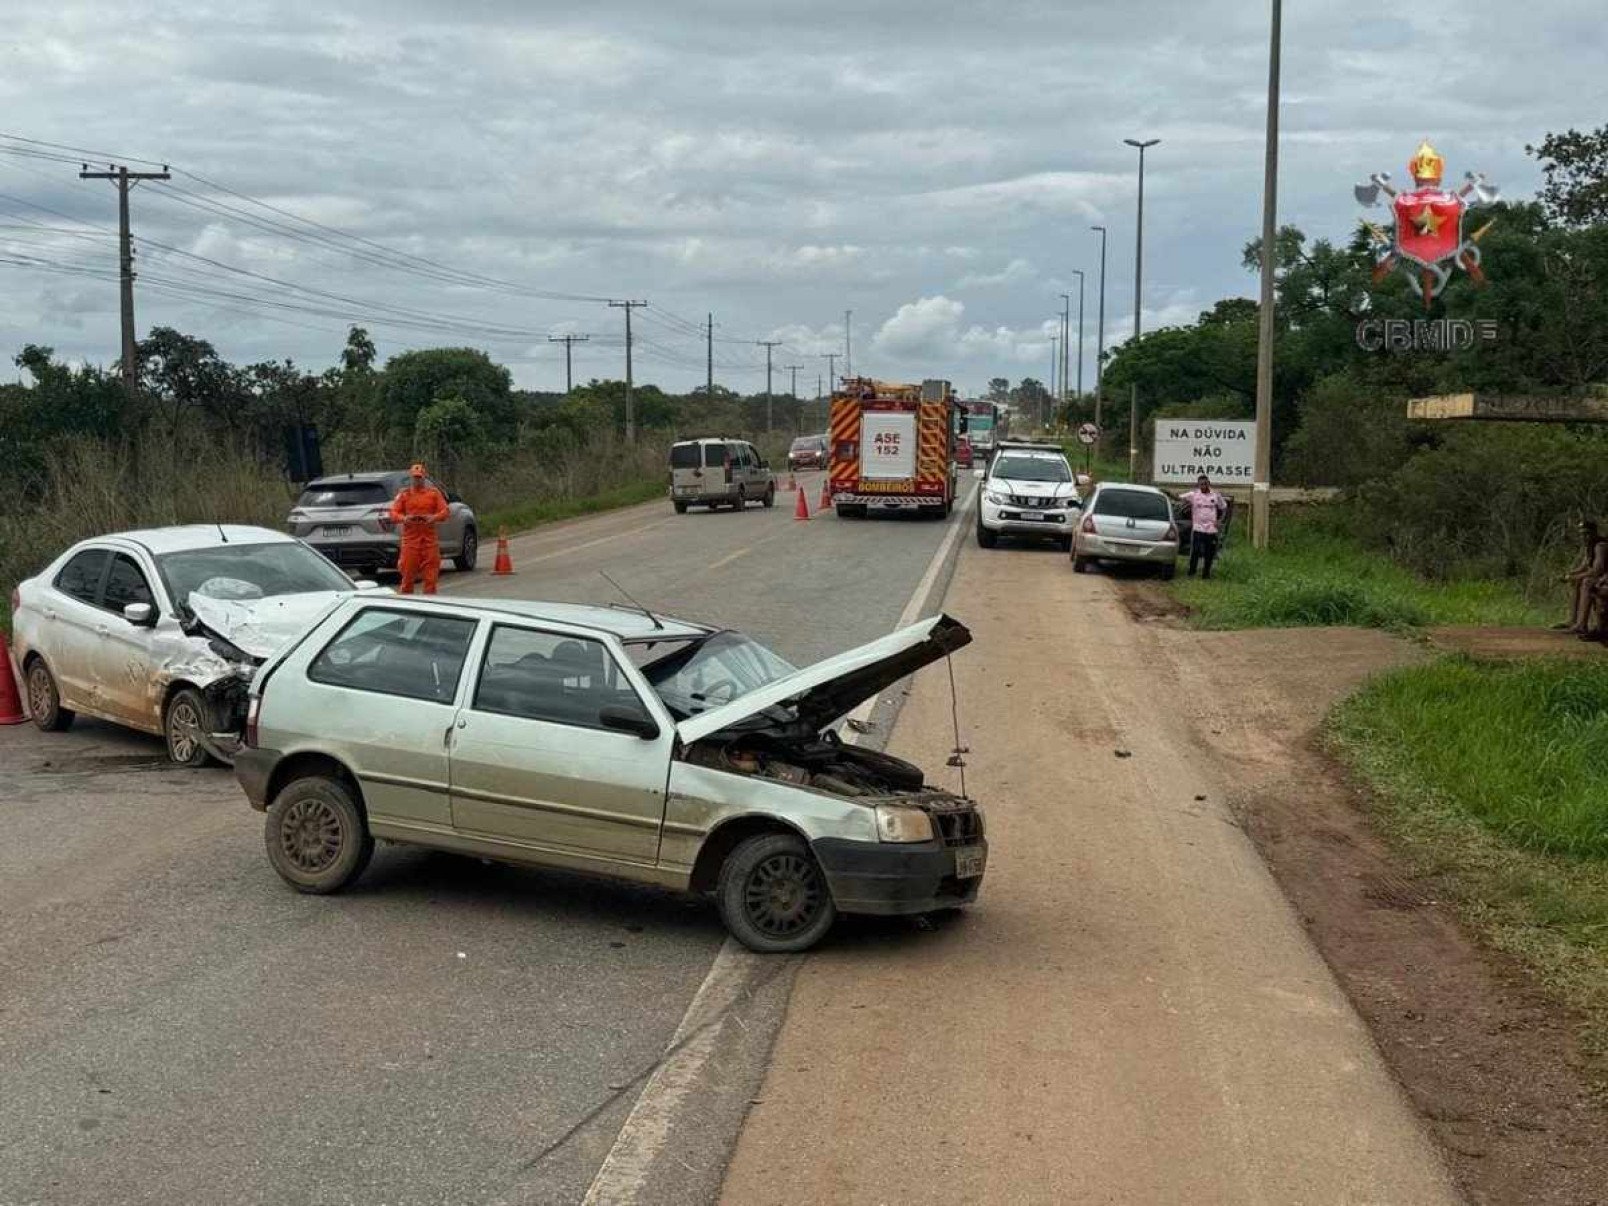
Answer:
[1081,515,1096,534]
[244,694,261,749]
[376,511,395,532]
[1166,525,1179,541]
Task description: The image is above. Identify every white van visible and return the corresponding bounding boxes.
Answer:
[669,438,776,513]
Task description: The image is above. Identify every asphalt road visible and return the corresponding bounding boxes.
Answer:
[0,474,972,1206]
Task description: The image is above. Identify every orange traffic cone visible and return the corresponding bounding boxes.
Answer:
[0,634,26,725]
[793,486,811,521]
[493,527,514,575]
[818,480,832,512]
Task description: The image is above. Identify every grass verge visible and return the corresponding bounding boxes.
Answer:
[1169,506,1552,631]
[479,477,665,536]
[1330,657,1608,1063]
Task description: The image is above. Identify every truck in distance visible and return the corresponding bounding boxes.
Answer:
[827,378,961,519]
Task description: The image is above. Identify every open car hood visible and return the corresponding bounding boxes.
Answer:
[675,614,972,744]
[187,590,351,660]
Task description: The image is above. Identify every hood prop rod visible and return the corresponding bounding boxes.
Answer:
[943,654,969,799]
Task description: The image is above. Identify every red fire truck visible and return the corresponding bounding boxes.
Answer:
[827,378,960,518]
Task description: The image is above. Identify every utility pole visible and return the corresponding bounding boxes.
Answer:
[1125,137,1160,479]
[608,300,647,440]
[1251,0,1282,549]
[757,340,782,431]
[706,312,714,400]
[1059,293,1072,420]
[79,161,171,404]
[1049,334,1060,431]
[822,351,838,394]
[1072,269,1086,402]
[844,310,853,378]
[1091,224,1108,433]
[547,333,589,393]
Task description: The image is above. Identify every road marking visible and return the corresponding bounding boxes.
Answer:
[581,478,979,1205]
[706,546,751,571]
[441,517,675,593]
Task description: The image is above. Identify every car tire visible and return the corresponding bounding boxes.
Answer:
[976,523,998,549]
[1072,554,1089,573]
[673,501,689,514]
[763,484,775,508]
[454,527,478,572]
[24,658,74,732]
[264,775,374,894]
[164,686,216,767]
[733,486,746,511]
[716,832,837,954]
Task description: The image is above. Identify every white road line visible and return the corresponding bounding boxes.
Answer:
[706,546,751,571]
[581,479,977,1205]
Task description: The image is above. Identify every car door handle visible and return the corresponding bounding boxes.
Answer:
[43,608,58,621]
[96,624,110,638]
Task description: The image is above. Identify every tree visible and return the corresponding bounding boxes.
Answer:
[379,347,515,443]
[340,326,377,374]
[136,327,247,432]
[987,377,1010,403]
[414,392,488,475]
[1528,125,1608,228]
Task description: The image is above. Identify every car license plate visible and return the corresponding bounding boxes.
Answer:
[1015,512,1044,521]
[955,845,986,878]
[320,525,352,537]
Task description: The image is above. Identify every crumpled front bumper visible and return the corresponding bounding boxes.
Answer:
[811,836,986,915]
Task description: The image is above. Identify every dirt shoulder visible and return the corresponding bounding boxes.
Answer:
[719,549,1457,1204]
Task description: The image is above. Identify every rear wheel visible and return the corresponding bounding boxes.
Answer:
[453,527,478,572]
[762,484,775,508]
[733,487,746,511]
[717,832,837,953]
[265,775,374,894]
[25,658,74,732]
[673,500,689,514]
[164,687,214,767]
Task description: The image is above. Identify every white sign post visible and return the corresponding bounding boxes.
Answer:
[1151,419,1256,486]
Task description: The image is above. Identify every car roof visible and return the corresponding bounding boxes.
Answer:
[81,525,301,555]
[305,471,406,486]
[673,437,748,445]
[344,595,713,641]
[1090,482,1169,497]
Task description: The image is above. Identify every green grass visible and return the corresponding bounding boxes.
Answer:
[1331,659,1608,1061]
[1169,508,1552,631]
[479,476,665,536]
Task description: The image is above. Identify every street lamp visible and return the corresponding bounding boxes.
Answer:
[1090,225,1107,433]
[1059,292,1072,419]
[1251,0,1282,548]
[1124,137,1160,479]
[1071,268,1086,401]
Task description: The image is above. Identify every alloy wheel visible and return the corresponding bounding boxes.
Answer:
[280,795,345,873]
[167,699,202,763]
[743,852,825,938]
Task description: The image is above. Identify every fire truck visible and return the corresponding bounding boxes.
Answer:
[827,378,961,518]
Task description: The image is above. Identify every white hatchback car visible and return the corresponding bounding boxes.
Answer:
[9,525,361,765]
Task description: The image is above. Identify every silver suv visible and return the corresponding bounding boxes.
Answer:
[287,472,478,577]
[669,438,776,512]
[233,598,986,952]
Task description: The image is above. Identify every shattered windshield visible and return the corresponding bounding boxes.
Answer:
[636,631,797,719]
[158,542,355,608]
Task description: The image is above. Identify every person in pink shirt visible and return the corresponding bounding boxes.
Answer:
[1180,474,1229,578]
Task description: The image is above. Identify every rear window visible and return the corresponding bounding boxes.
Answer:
[669,444,702,469]
[1092,489,1171,521]
[298,482,392,508]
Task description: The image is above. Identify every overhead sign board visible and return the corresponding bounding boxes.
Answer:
[1152,420,1256,486]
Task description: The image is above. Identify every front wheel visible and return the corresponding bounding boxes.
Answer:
[976,523,998,549]
[716,832,837,953]
[164,686,215,767]
[25,658,74,732]
[265,775,374,894]
[453,527,478,572]
[762,485,775,509]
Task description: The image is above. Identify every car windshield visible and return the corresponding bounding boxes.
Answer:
[993,456,1071,483]
[1093,489,1172,521]
[158,541,355,607]
[297,481,392,508]
[636,630,798,720]
[790,437,822,452]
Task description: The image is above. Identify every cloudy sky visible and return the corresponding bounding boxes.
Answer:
[0,1,1597,397]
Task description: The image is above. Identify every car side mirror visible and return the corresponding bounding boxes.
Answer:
[353,579,382,591]
[760,460,771,471]
[123,602,156,627]
[598,704,660,740]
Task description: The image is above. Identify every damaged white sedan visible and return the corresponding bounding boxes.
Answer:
[234,597,986,952]
[9,525,363,765]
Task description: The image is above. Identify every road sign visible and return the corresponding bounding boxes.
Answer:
[1076,422,1100,446]
[1152,419,1256,485]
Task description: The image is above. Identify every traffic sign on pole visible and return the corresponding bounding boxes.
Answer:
[1076,422,1100,446]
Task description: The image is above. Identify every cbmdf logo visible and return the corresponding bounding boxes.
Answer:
[1355,141,1500,305]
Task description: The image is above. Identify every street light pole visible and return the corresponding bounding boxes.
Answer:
[1059,293,1071,422]
[1251,0,1282,549]
[1124,137,1160,479]
[1090,225,1107,434]
[1071,269,1086,401]
[1048,333,1059,431]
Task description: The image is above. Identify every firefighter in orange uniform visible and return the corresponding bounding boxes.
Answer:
[389,463,451,594]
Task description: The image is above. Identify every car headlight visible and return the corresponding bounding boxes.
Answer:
[984,490,1007,505]
[875,804,934,843]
